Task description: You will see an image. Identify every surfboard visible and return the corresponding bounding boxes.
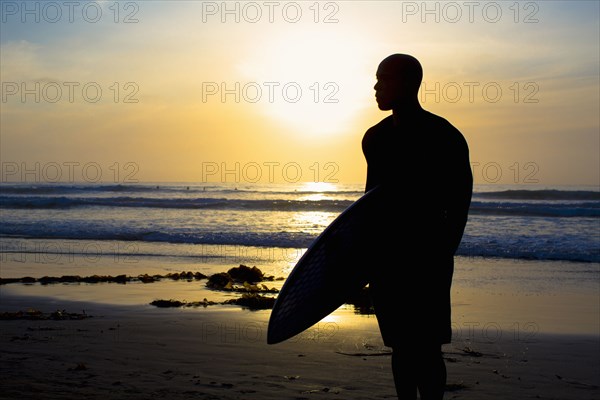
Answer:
[267,185,382,344]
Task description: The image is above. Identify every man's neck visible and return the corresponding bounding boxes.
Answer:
[392,102,423,126]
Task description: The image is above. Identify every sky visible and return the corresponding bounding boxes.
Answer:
[1,0,599,185]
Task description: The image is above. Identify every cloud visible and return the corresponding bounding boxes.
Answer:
[0,40,44,81]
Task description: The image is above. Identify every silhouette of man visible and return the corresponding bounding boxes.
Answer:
[362,54,472,399]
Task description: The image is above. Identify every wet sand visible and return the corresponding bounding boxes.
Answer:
[0,292,598,400]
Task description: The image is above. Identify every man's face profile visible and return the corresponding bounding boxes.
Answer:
[374,66,402,111]
[373,54,422,111]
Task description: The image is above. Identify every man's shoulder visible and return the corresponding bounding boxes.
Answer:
[421,110,468,148]
[363,115,393,142]
[366,115,393,133]
[421,110,456,130]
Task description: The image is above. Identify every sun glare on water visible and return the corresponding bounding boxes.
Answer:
[296,182,337,201]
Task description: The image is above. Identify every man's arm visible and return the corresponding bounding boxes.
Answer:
[445,131,473,255]
[362,127,379,193]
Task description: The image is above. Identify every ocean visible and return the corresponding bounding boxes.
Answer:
[1,181,598,335]
[1,182,598,264]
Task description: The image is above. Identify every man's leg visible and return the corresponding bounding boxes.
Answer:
[391,345,445,400]
[391,348,417,399]
[416,345,446,400]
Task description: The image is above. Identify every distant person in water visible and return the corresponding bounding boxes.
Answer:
[362,54,472,399]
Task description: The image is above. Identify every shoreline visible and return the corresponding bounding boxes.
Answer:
[1,293,599,400]
[1,252,598,398]
[2,254,598,336]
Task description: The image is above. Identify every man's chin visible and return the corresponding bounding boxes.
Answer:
[376,102,392,111]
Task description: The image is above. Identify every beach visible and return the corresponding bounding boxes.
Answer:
[1,182,599,398]
[1,256,598,400]
[2,0,599,397]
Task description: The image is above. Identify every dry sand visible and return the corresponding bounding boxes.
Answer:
[1,294,598,400]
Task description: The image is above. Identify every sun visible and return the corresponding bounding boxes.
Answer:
[237,28,376,136]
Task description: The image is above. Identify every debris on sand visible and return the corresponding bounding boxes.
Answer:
[1,271,208,285]
[445,382,469,392]
[206,267,278,293]
[462,347,484,357]
[206,273,234,290]
[68,363,88,372]
[164,271,208,281]
[227,264,274,282]
[150,298,217,308]
[222,293,276,310]
[0,308,91,320]
[151,294,276,310]
[150,299,187,308]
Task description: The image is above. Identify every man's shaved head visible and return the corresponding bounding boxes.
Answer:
[379,54,423,92]
[374,54,423,111]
